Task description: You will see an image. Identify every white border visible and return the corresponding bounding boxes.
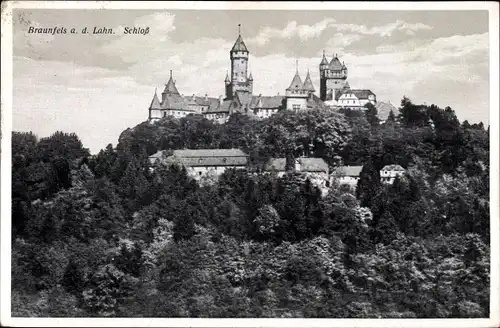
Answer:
[1,1,499,328]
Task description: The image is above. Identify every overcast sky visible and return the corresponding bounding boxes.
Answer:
[12,8,490,154]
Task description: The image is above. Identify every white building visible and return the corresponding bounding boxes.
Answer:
[380,164,406,184]
[332,165,364,186]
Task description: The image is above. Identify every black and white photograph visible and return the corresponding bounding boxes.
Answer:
[1,1,499,327]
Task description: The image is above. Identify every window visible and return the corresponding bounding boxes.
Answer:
[198,172,202,176]
[163,112,167,117]
[292,104,301,111]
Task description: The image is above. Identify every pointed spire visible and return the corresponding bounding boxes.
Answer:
[320,50,329,65]
[231,24,248,52]
[149,89,162,109]
[225,71,230,83]
[163,70,180,95]
[287,66,303,91]
[248,72,253,80]
[303,69,315,93]
[296,59,299,73]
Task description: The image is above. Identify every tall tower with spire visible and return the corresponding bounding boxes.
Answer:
[226,24,252,99]
[319,51,348,101]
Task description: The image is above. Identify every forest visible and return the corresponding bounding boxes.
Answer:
[11,97,490,318]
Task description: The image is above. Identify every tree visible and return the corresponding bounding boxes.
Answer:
[370,210,398,245]
[62,258,85,296]
[365,103,380,127]
[356,160,381,208]
[253,205,282,242]
[173,210,196,242]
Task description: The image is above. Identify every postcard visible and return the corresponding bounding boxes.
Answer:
[1,1,499,327]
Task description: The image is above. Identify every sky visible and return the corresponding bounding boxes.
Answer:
[12,8,491,154]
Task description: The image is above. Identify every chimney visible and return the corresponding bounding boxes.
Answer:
[219,95,223,104]
[205,93,208,101]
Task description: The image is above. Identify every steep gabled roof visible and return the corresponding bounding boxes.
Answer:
[206,99,232,113]
[303,71,315,92]
[149,90,161,110]
[235,91,252,108]
[163,71,180,95]
[250,95,285,109]
[231,34,248,52]
[320,51,329,66]
[287,72,304,91]
[351,89,375,100]
[335,89,375,101]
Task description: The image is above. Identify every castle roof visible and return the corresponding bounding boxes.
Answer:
[264,157,329,173]
[287,71,304,91]
[335,89,376,101]
[235,91,253,108]
[225,71,230,83]
[303,70,315,92]
[206,99,232,113]
[160,92,219,111]
[149,90,162,110]
[306,94,328,110]
[166,148,248,167]
[333,165,363,177]
[231,34,248,52]
[329,55,343,70]
[250,95,285,109]
[320,51,329,66]
[163,71,180,95]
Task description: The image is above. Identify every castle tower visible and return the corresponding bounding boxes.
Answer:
[302,69,315,95]
[148,88,162,121]
[162,70,180,104]
[224,71,231,99]
[320,52,348,101]
[227,24,252,99]
[286,60,308,112]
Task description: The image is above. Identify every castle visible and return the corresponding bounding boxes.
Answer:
[148,25,377,124]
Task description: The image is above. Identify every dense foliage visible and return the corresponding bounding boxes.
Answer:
[11,98,490,318]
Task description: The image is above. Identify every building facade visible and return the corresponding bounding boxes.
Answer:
[380,164,406,184]
[332,165,364,186]
[149,148,248,181]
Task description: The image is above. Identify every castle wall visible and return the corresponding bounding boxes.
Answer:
[326,78,346,96]
[286,97,308,111]
[149,109,162,120]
